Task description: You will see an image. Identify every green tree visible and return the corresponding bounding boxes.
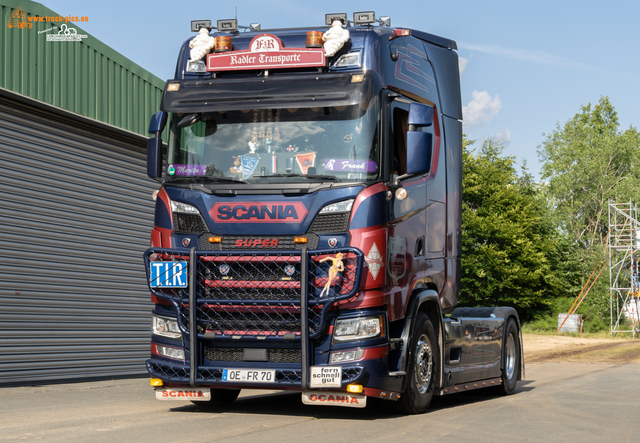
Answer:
[537,96,640,319]
[460,138,572,320]
[538,96,640,247]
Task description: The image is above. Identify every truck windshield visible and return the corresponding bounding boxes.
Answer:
[165,97,380,183]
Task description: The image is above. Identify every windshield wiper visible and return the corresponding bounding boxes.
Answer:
[265,173,341,182]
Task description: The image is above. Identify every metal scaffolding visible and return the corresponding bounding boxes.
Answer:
[608,200,640,338]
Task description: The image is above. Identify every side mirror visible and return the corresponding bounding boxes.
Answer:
[406,132,433,175]
[148,111,167,134]
[405,103,434,175]
[147,111,167,179]
[408,102,433,127]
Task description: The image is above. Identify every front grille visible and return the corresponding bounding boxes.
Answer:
[145,248,363,339]
[204,348,301,363]
[174,213,208,233]
[309,213,349,233]
[199,234,320,250]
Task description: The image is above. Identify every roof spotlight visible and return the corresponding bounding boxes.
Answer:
[325,13,348,26]
[353,11,375,25]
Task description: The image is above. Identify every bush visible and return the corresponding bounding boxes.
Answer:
[522,297,609,333]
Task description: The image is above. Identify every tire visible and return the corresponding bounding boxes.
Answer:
[191,388,241,407]
[387,312,439,414]
[500,319,520,395]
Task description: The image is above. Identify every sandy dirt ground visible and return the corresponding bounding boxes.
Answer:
[524,333,640,363]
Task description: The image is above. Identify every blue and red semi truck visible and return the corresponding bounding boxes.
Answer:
[144,12,524,413]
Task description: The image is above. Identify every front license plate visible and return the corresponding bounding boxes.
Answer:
[310,366,342,388]
[149,262,188,288]
[222,368,276,383]
[156,388,211,401]
[302,391,366,408]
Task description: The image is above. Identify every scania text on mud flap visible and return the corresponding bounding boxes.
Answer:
[143,12,524,413]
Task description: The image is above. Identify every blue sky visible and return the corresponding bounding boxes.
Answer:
[43,0,640,178]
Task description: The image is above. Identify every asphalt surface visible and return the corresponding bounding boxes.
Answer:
[0,362,638,442]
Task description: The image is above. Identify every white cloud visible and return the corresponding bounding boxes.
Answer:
[458,56,468,75]
[463,91,502,126]
[458,42,592,69]
[493,129,511,145]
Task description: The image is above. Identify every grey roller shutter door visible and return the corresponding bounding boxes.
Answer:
[0,92,158,384]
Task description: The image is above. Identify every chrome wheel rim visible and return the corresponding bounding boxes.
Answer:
[414,334,433,394]
[505,333,516,380]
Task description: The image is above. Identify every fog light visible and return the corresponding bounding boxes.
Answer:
[156,345,185,361]
[150,378,164,387]
[347,384,363,393]
[329,349,364,363]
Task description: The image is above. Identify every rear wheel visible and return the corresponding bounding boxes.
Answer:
[191,388,241,407]
[387,312,439,414]
[500,319,520,395]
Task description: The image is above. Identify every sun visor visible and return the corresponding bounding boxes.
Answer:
[161,72,382,113]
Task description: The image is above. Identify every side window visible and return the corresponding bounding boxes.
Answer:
[391,104,409,176]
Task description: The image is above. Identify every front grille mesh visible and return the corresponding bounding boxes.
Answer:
[204,348,301,363]
[309,213,350,233]
[173,213,208,233]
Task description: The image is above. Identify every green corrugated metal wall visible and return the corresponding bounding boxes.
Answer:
[0,0,165,136]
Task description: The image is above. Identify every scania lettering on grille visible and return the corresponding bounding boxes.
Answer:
[210,202,308,223]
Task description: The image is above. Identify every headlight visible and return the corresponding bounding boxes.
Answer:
[171,201,200,214]
[320,199,354,214]
[333,316,383,342]
[152,315,182,339]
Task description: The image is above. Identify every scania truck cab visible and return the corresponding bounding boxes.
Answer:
[144,12,523,414]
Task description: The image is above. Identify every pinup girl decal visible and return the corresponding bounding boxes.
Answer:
[318,253,344,297]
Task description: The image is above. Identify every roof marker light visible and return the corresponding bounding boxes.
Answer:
[389,29,411,40]
[250,23,261,31]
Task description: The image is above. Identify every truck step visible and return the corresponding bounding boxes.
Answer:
[438,377,502,396]
[388,371,406,377]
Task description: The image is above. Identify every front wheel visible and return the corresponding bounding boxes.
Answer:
[387,312,439,414]
[191,388,241,407]
[500,319,520,395]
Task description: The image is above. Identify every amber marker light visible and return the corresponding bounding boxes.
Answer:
[294,237,308,244]
[306,31,323,48]
[215,36,232,52]
[150,378,164,387]
[347,384,363,393]
[209,236,222,243]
